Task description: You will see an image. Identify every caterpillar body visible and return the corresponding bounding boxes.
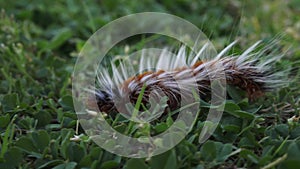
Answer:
[87,40,287,115]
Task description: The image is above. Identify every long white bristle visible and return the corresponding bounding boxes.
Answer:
[94,40,287,102]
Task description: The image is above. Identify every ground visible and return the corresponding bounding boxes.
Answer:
[0,0,300,169]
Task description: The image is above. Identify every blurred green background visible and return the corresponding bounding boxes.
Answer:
[0,0,299,168]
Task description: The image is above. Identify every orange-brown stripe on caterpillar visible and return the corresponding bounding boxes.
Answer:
[88,41,287,114]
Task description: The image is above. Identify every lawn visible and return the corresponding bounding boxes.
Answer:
[0,0,300,168]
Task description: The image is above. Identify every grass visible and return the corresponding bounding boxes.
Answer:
[0,0,300,168]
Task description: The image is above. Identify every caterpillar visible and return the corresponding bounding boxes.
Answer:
[87,40,287,116]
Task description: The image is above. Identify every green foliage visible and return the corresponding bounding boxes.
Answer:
[0,0,299,168]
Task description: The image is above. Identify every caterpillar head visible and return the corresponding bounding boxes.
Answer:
[86,89,115,113]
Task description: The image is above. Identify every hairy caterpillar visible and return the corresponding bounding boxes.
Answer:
[87,40,287,115]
